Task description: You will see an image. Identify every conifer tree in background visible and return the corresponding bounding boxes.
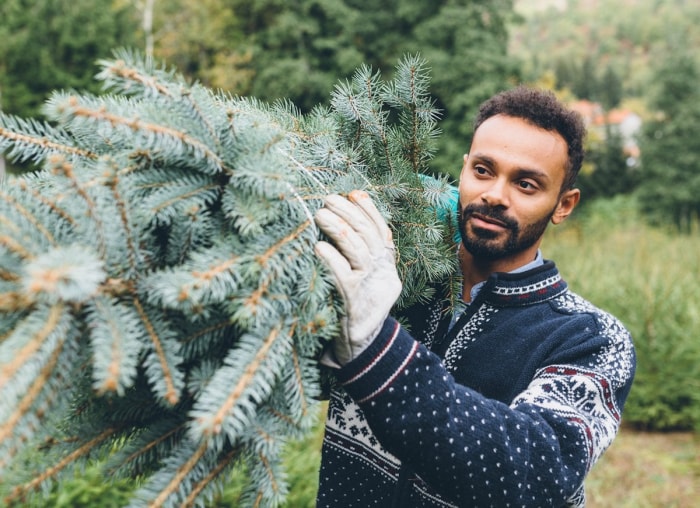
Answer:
[0,50,457,507]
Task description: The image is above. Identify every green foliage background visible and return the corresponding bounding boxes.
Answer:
[0,0,139,118]
[3,0,700,225]
[0,0,520,179]
[510,0,700,226]
[1,0,699,505]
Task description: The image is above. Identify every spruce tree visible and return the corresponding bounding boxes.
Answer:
[0,50,457,507]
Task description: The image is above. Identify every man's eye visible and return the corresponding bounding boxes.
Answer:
[518,181,536,190]
[474,166,489,175]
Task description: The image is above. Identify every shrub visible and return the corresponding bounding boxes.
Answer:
[545,196,700,431]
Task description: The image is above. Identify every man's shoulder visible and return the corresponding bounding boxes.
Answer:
[551,289,631,337]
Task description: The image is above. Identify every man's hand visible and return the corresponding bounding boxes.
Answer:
[314,190,402,366]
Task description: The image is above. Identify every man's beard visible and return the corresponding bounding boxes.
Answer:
[458,201,554,260]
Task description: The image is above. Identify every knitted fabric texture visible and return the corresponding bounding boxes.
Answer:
[316,261,636,508]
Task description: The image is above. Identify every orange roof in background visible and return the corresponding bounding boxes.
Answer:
[569,99,601,123]
[568,100,638,127]
[605,109,635,125]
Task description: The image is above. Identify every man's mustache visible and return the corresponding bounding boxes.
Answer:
[461,203,518,230]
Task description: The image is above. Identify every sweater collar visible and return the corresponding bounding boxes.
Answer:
[467,250,544,302]
[479,259,567,306]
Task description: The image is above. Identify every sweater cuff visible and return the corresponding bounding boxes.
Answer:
[336,317,419,403]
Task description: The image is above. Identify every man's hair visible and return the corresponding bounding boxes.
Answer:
[473,86,586,191]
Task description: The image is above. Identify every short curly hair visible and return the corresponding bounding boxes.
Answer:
[473,86,586,191]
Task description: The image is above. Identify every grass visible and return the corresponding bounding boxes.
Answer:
[585,426,700,507]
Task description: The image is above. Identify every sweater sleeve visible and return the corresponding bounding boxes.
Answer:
[336,316,635,507]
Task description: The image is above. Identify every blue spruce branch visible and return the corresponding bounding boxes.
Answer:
[0,51,457,507]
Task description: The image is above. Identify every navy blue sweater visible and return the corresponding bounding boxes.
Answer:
[316,261,636,507]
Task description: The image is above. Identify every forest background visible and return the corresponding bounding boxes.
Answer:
[0,0,698,506]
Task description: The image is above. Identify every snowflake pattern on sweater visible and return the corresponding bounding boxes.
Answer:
[317,261,636,508]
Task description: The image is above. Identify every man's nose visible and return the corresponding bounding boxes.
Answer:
[480,179,509,208]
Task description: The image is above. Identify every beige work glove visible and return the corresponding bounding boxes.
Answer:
[314,190,402,366]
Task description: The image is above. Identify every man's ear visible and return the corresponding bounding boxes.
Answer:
[551,188,580,224]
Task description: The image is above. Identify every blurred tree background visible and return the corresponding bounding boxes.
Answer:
[1,0,520,179]
[510,0,700,230]
[1,1,699,505]
[0,0,139,118]
[3,0,700,229]
[3,0,700,227]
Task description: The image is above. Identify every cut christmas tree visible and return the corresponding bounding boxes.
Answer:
[0,49,458,507]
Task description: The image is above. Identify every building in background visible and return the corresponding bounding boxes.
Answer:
[570,99,642,166]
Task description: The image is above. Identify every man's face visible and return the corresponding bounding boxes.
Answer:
[458,114,579,267]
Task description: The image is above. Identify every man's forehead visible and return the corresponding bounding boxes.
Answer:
[468,115,569,182]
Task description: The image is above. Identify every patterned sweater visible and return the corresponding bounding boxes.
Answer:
[316,261,636,507]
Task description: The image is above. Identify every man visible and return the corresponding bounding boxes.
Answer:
[313,86,635,507]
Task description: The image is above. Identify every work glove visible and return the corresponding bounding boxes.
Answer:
[314,190,402,366]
